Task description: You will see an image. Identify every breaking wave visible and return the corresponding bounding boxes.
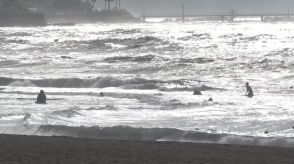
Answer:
[87,36,165,50]
[239,34,275,42]
[104,55,155,63]
[0,77,181,89]
[159,85,224,92]
[28,125,294,147]
[2,115,294,148]
[0,77,224,92]
[108,28,142,35]
[45,35,185,53]
[179,33,211,41]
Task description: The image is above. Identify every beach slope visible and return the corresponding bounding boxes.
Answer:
[1,134,294,164]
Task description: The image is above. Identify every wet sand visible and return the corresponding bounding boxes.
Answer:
[1,134,294,164]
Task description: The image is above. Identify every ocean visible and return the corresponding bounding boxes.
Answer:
[0,20,294,147]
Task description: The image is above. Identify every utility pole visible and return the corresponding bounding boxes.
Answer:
[142,12,146,22]
[105,0,106,10]
[182,3,185,23]
[108,0,111,11]
[105,0,114,11]
[229,9,236,22]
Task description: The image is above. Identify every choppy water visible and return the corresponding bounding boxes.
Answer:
[1,21,294,147]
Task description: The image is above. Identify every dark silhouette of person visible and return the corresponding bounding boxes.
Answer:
[193,89,202,95]
[245,82,254,98]
[36,90,47,104]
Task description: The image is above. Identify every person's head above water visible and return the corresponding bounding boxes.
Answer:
[40,90,44,94]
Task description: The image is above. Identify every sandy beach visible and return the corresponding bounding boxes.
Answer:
[0,134,294,164]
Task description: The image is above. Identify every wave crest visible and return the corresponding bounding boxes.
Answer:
[2,120,294,148]
[0,77,177,89]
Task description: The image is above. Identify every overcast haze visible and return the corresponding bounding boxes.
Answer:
[95,0,294,16]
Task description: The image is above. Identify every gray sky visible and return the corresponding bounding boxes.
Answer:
[95,0,294,16]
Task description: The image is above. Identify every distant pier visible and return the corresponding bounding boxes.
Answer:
[143,9,294,22]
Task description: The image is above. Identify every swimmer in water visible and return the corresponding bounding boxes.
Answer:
[245,82,254,98]
[35,90,47,104]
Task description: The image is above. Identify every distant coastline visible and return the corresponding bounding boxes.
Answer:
[0,12,46,27]
[0,0,46,26]
[45,9,140,24]
[0,0,139,27]
[23,0,140,24]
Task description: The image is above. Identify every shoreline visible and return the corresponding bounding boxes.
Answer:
[1,134,294,164]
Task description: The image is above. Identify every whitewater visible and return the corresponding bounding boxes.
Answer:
[0,20,294,147]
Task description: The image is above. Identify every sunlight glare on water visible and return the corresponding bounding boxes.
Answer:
[0,21,294,145]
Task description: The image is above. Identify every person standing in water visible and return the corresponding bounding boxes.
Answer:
[245,82,254,98]
[36,90,47,104]
[193,89,202,95]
